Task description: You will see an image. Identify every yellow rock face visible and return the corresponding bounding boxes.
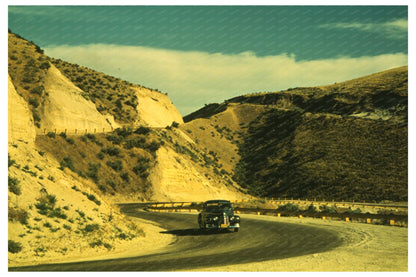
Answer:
[133,86,184,128]
[8,75,36,144]
[40,65,119,134]
[149,146,244,202]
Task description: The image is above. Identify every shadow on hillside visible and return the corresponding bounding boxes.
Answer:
[160,228,234,236]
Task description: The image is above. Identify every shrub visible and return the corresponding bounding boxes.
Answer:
[306,204,317,213]
[83,223,100,233]
[277,203,300,212]
[87,163,101,182]
[8,154,16,168]
[107,180,117,190]
[124,138,146,149]
[46,132,56,138]
[102,146,120,156]
[120,172,130,182]
[135,126,151,135]
[171,121,180,128]
[146,141,161,152]
[30,85,44,96]
[319,205,338,214]
[106,160,123,172]
[98,184,107,192]
[82,192,101,206]
[115,127,133,137]
[48,207,67,219]
[106,134,123,145]
[8,176,21,195]
[65,137,75,144]
[8,207,29,224]
[60,156,75,172]
[39,61,50,70]
[8,240,22,253]
[28,98,40,108]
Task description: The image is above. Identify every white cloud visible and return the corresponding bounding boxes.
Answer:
[319,18,408,39]
[45,44,408,115]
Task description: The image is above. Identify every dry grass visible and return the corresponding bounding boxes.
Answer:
[183,67,408,202]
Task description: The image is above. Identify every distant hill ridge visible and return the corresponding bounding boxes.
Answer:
[182,66,407,202]
[184,66,407,123]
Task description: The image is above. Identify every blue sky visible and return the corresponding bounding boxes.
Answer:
[8,5,408,115]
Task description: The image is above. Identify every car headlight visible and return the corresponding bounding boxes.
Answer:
[213,216,219,221]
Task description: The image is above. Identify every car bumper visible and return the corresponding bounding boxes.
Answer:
[205,223,240,229]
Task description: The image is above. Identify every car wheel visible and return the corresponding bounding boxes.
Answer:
[234,228,239,232]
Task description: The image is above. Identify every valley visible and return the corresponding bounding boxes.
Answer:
[8,30,407,268]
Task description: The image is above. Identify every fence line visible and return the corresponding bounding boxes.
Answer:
[136,201,407,227]
[37,127,115,136]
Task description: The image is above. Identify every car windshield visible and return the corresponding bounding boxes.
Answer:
[205,202,232,212]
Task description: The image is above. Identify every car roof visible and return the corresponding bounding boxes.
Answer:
[204,200,231,204]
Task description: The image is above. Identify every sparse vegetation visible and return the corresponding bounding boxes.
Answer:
[8,207,29,225]
[8,240,23,253]
[8,176,22,195]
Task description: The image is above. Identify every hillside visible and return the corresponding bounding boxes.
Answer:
[8,31,183,130]
[8,31,245,266]
[183,66,408,202]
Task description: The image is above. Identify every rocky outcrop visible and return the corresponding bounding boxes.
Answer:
[133,87,183,128]
[40,65,119,134]
[149,146,243,201]
[8,75,36,144]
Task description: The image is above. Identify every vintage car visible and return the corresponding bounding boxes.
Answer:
[198,200,240,232]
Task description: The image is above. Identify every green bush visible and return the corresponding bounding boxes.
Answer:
[277,203,300,212]
[65,137,75,144]
[106,160,123,172]
[83,192,101,206]
[39,61,50,70]
[87,163,101,182]
[124,138,146,149]
[30,85,44,96]
[28,98,40,108]
[102,146,120,156]
[8,154,16,168]
[60,156,75,171]
[96,152,105,160]
[146,140,161,152]
[46,132,56,138]
[8,176,21,195]
[8,207,29,224]
[106,134,123,145]
[107,180,117,190]
[83,223,100,233]
[135,126,151,135]
[120,172,130,182]
[115,127,133,137]
[35,192,67,219]
[8,240,23,253]
[319,205,338,214]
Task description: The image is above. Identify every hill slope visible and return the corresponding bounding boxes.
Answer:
[183,66,408,202]
[8,31,245,266]
[8,31,183,129]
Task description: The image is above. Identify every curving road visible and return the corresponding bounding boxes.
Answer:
[10,205,343,271]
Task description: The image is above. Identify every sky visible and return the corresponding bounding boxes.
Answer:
[8,5,409,115]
